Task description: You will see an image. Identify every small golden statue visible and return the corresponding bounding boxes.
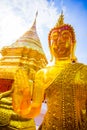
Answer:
[13,12,87,130]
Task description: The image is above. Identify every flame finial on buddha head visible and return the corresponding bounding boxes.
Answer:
[55,10,64,27]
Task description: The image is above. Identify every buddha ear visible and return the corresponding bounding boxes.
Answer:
[48,36,53,62]
[71,42,77,63]
[49,46,53,62]
[49,42,53,62]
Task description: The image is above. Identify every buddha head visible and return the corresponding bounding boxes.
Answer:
[48,11,77,63]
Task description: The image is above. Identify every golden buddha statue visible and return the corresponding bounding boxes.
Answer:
[12,12,87,130]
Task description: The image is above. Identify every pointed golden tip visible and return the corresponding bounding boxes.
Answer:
[32,10,38,25]
[31,11,38,28]
[55,10,64,27]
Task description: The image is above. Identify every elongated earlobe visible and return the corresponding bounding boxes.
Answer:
[50,51,53,62]
[71,42,77,63]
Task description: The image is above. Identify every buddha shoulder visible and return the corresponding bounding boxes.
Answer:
[35,66,58,87]
[75,64,87,84]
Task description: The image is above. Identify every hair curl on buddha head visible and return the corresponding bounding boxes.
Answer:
[48,11,77,62]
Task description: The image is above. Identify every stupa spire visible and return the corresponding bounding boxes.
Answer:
[11,11,44,54]
[27,10,38,38]
[31,11,38,31]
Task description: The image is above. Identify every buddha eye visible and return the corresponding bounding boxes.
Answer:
[51,32,58,40]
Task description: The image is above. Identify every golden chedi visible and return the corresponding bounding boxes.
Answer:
[17,11,87,130]
[0,12,47,130]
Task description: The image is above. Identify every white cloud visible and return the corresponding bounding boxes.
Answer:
[0,0,59,62]
[0,0,58,49]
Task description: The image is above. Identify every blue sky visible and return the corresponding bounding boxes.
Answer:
[0,0,87,63]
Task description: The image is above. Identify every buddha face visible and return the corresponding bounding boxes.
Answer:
[51,30,72,60]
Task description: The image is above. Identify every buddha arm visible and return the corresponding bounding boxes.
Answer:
[21,69,45,118]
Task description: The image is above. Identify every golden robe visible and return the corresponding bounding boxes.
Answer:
[39,63,87,130]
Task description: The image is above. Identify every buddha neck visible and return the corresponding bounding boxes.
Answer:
[56,59,71,64]
[54,59,72,68]
[47,58,72,68]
